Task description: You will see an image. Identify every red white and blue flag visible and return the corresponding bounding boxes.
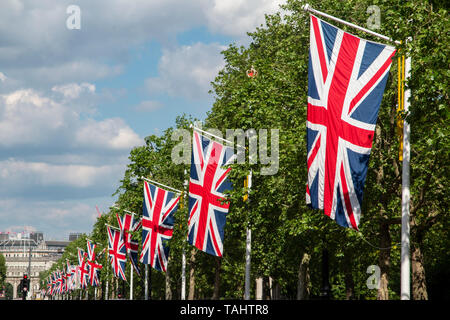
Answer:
[306,15,396,230]
[188,130,235,257]
[117,212,142,276]
[107,225,127,281]
[50,273,56,295]
[86,239,96,261]
[86,239,102,287]
[66,260,76,292]
[87,259,102,287]
[140,181,179,272]
[46,276,52,296]
[77,248,89,289]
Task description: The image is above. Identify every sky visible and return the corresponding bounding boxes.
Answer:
[0,0,286,240]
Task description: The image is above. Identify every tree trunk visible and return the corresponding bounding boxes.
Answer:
[212,257,221,299]
[412,243,428,300]
[271,279,281,300]
[255,278,263,300]
[377,222,391,300]
[263,276,271,300]
[343,251,355,300]
[297,252,310,300]
[188,248,196,300]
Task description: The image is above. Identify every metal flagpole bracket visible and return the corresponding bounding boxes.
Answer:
[302,3,401,45]
[191,125,246,150]
[104,223,120,231]
[111,205,139,217]
[140,176,182,194]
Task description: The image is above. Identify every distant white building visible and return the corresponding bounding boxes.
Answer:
[0,232,71,299]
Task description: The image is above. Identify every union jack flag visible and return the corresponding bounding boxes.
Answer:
[107,225,127,281]
[117,212,142,275]
[87,260,102,287]
[86,239,96,261]
[86,239,102,287]
[57,270,64,294]
[188,130,235,257]
[140,181,179,272]
[50,273,56,295]
[306,15,396,230]
[62,269,68,294]
[52,271,59,295]
[66,260,76,292]
[47,276,52,296]
[77,248,89,289]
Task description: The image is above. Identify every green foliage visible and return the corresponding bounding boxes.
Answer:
[0,253,6,286]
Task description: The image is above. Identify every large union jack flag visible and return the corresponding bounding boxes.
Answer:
[140,181,179,272]
[188,130,235,257]
[306,15,396,230]
[107,225,127,281]
[117,212,142,276]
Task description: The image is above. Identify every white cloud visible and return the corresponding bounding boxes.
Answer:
[0,72,6,82]
[51,82,96,99]
[0,158,123,188]
[203,0,286,36]
[75,118,142,150]
[145,42,226,100]
[0,87,141,151]
[0,89,70,147]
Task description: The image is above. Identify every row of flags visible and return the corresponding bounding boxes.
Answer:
[45,13,397,294]
[45,239,104,296]
[105,128,235,282]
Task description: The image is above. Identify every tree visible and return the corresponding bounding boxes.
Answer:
[0,253,6,287]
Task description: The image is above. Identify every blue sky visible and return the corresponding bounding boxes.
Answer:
[0,0,286,240]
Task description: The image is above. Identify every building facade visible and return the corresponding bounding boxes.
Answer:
[0,233,70,299]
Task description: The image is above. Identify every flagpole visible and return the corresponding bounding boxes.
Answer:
[181,250,186,300]
[105,263,109,300]
[105,223,120,231]
[144,265,148,300]
[130,261,133,300]
[181,169,188,300]
[244,170,252,300]
[401,54,411,300]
